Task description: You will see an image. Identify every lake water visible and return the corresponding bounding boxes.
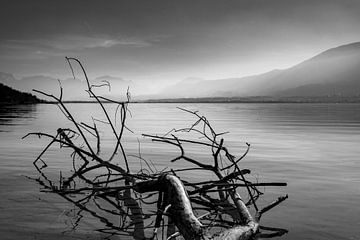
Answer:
[0,103,359,240]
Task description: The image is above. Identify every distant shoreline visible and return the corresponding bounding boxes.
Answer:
[39,96,360,104]
[0,83,43,104]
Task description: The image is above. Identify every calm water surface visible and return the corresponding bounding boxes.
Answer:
[0,103,359,240]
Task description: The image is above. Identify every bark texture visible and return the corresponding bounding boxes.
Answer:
[135,174,259,240]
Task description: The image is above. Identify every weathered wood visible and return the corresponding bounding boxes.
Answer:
[135,174,259,240]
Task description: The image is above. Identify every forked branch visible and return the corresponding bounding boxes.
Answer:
[26,58,288,240]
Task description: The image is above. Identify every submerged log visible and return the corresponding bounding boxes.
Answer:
[135,174,259,240]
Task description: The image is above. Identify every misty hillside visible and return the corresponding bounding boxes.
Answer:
[274,42,360,96]
[159,42,360,98]
[0,73,133,101]
[0,83,41,104]
[2,42,360,101]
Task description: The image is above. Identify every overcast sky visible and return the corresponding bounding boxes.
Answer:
[1,0,360,92]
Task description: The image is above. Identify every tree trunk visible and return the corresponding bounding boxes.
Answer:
[134,174,259,240]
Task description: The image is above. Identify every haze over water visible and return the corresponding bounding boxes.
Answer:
[0,103,359,240]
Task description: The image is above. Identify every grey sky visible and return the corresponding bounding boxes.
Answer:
[1,0,360,93]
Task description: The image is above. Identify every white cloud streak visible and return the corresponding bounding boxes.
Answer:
[1,34,151,52]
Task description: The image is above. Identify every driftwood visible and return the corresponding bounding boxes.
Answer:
[25,58,288,240]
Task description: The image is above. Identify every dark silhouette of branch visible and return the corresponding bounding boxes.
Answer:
[26,57,288,240]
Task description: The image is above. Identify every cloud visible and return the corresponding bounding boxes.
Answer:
[51,35,151,50]
[0,34,152,61]
[1,34,151,52]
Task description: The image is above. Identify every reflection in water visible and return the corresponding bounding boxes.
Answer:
[0,104,38,131]
[0,103,359,240]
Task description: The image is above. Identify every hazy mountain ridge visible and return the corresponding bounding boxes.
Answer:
[159,42,360,98]
[0,73,133,101]
[0,72,17,86]
[1,42,360,101]
[270,42,360,96]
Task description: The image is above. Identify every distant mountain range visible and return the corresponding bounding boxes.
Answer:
[158,42,360,98]
[0,73,133,101]
[1,42,360,101]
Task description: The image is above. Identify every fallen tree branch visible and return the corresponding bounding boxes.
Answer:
[27,57,288,240]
